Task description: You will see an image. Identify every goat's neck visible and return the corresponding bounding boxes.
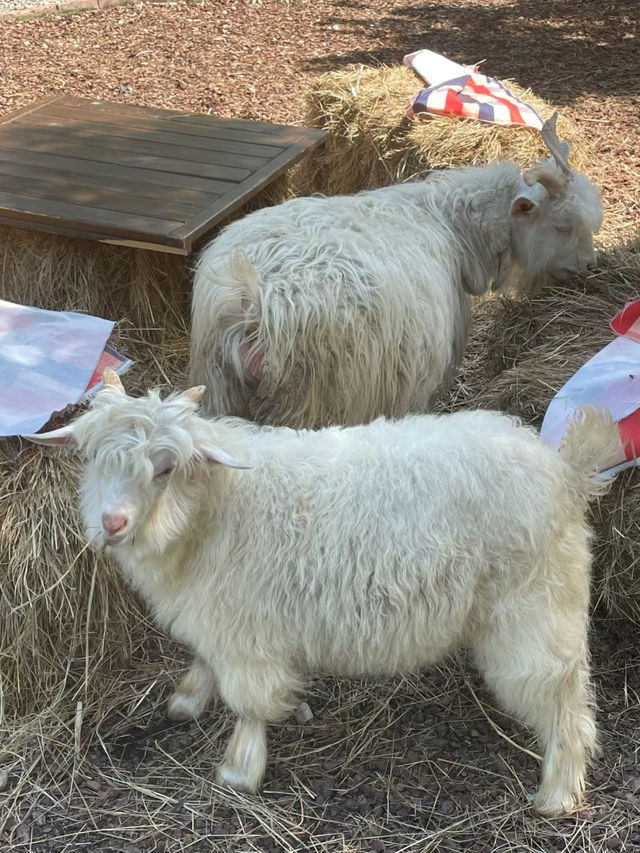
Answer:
[411,164,521,294]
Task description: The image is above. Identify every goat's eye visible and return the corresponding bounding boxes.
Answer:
[556,225,572,235]
[154,466,174,478]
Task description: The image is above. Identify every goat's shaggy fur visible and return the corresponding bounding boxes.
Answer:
[190,158,602,428]
[28,378,618,816]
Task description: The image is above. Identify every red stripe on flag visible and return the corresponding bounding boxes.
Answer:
[466,78,524,124]
[611,299,640,342]
[443,87,463,116]
[619,408,640,461]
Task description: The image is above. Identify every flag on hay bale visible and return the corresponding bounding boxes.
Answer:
[404,49,544,129]
[541,300,640,476]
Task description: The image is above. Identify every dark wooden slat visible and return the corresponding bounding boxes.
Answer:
[0,171,206,220]
[0,125,264,174]
[0,160,217,212]
[172,141,323,249]
[0,96,61,125]
[0,137,251,183]
[0,96,327,252]
[0,147,236,195]
[0,191,184,245]
[0,211,188,254]
[10,116,276,169]
[50,96,311,139]
[33,105,296,158]
[35,101,307,148]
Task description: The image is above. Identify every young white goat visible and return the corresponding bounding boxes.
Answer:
[190,115,603,427]
[26,371,619,816]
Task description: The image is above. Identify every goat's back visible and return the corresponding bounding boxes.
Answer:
[177,410,586,676]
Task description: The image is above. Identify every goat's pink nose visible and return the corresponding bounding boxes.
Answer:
[102,513,128,536]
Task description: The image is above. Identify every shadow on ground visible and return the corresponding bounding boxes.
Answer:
[308,0,639,104]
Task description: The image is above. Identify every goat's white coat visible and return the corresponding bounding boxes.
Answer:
[28,384,617,816]
[191,159,602,427]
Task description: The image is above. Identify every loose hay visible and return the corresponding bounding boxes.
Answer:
[442,242,640,624]
[297,64,590,198]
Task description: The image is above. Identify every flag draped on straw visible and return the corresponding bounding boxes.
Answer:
[404,49,544,130]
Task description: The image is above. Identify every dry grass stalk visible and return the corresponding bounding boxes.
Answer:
[297,64,590,198]
[442,242,640,624]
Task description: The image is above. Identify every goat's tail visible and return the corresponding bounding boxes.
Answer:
[558,406,621,503]
[226,250,261,307]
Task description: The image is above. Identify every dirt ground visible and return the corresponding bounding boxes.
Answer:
[1,0,639,851]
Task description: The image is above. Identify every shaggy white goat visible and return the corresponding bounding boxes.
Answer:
[190,115,603,427]
[27,370,619,816]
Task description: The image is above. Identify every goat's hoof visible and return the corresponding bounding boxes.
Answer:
[217,763,258,793]
[533,789,580,817]
[167,691,205,721]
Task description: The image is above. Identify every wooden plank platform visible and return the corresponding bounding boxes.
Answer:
[0,97,327,254]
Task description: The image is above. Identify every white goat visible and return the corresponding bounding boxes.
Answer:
[27,370,620,816]
[190,115,603,427]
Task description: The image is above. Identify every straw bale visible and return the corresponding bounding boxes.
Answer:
[0,224,190,335]
[0,329,189,732]
[297,64,590,197]
[441,242,640,624]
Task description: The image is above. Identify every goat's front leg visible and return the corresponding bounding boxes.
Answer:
[215,659,300,792]
[167,657,218,721]
[218,717,268,793]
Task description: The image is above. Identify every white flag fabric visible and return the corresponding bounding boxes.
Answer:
[541,300,640,475]
[0,299,114,437]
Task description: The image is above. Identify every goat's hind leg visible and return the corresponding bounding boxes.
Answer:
[167,657,218,721]
[472,562,596,815]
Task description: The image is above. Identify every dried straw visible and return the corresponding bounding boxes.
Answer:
[0,225,190,334]
[0,328,189,726]
[297,64,590,197]
[0,175,292,334]
[441,242,640,624]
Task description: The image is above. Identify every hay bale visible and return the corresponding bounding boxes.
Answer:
[442,243,640,623]
[297,64,589,197]
[0,329,190,730]
[0,224,190,334]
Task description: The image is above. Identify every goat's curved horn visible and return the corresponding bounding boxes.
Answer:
[523,165,568,200]
[541,112,571,176]
[102,368,125,393]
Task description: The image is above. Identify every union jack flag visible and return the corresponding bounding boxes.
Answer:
[403,50,544,130]
[407,73,544,129]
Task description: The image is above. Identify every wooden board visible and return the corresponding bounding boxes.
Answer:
[0,97,327,253]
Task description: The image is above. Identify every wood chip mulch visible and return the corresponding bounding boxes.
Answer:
[0,0,638,240]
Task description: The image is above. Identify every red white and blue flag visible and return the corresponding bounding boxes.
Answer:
[403,50,544,130]
[541,300,640,475]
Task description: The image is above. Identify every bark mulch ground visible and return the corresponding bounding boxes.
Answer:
[1,1,639,851]
[0,0,638,240]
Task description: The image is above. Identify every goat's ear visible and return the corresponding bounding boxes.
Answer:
[199,442,252,469]
[176,385,206,405]
[22,424,77,447]
[511,196,538,217]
